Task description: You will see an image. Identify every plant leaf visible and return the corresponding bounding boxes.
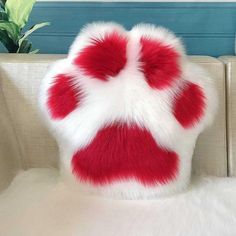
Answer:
[0,11,8,20]
[0,29,18,52]
[29,49,39,54]
[17,39,32,53]
[5,0,36,29]
[0,0,6,10]
[19,22,50,47]
[0,20,20,43]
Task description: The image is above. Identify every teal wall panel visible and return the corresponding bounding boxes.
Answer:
[1,2,236,56]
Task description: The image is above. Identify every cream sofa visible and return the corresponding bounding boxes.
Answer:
[0,54,231,191]
[219,57,236,177]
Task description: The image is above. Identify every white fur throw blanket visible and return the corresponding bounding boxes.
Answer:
[0,169,236,236]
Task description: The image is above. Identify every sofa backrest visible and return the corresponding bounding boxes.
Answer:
[0,54,227,189]
[220,57,236,177]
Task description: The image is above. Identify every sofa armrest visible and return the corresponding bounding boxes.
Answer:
[219,56,236,176]
[190,56,227,176]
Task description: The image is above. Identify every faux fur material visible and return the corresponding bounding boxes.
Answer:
[47,74,81,119]
[139,37,181,89]
[74,31,128,81]
[173,82,206,128]
[39,22,217,199]
[0,169,236,236]
[72,122,179,186]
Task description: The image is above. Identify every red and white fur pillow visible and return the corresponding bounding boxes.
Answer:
[39,22,217,199]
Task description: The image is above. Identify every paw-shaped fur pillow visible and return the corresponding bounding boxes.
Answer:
[39,22,217,199]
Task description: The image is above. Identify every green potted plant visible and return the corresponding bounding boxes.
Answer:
[0,0,49,53]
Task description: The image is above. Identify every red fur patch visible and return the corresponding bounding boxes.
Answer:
[173,82,206,128]
[139,37,181,89]
[74,31,127,81]
[47,74,80,119]
[72,123,179,186]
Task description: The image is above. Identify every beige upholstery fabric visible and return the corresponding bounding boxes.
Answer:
[0,54,227,190]
[219,56,236,176]
[0,54,64,172]
[191,56,227,176]
[0,76,20,190]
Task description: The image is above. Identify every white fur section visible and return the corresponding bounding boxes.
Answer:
[1,169,236,236]
[39,22,218,199]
